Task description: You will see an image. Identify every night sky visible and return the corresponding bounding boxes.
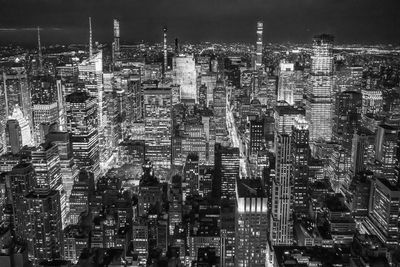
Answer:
[0,0,399,45]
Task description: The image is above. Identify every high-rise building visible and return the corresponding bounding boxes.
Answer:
[291,116,310,215]
[69,169,94,224]
[306,34,334,142]
[7,106,32,148]
[375,124,399,185]
[31,142,67,228]
[173,55,197,102]
[138,161,163,216]
[45,131,78,207]
[249,117,264,157]
[213,82,227,142]
[361,90,383,116]
[143,87,172,171]
[277,61,296,105]
[254,21,263,70]
[351,127,375,174]
[66,92,100,179]
[6,163,36,237]
[274,103,305,135]
[163,26,168,76]
[31,75,59,144]
[0,68,32,152]
[334,91,362,150]
[271,133,293,245]
[215,144,240,200]
[235,178,268,266]
[113,18,120,65]
[365,178,400,246]
[24,190,63,264]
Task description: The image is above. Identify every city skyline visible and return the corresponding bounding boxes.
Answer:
[0,0,399,45]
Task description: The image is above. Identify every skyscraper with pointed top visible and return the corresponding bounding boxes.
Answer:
[163,26,168,76]
[37,26,43,72]
[89,17,93,58]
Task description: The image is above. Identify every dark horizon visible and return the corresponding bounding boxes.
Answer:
[0,0,399,46]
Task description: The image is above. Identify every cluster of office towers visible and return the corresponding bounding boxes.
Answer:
[0,15,395,267]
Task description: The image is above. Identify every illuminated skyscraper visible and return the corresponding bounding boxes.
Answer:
[235,178,268,266]
[306,34,334,142]
[271,133,293,245]
[69,169,94,224]
[215,144,239,200]
[291,116,310,215]
[254,21,263,70]
[173,55,197,102]
[143,87,172,171]
[375,124,399,185]
[88,17,93,58]
[213,82,227,142]
[31,142,67,228]
[0,68,32,152]
[31,75,59,144]
[163,26,168,76]
[113,18,120,65]
[46,131,78,208]
[334,90,362,150]
[8,105,32,147]
[37,26,43,72]
[366,178,400,246]
[6,163,36,237]
[277,61,295,105]
[66,92,100,179]
[24,190,63,264]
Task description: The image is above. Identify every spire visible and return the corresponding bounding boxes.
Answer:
[163,26,168,77]
[89,17,93,58]
[37,26,43,71]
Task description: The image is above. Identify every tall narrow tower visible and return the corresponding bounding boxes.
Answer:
[255,21,263,70]
[163,26,168,76]
[113,19,120,62]
[37,26,43,72]
[89,17,93,58]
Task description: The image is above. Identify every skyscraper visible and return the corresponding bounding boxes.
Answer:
[163,26,168,76]
[8,105,32,147]
[113,18,120,65]
[306,34,334,142]
[31,142,67,228]
[213,82,227,143]
[254,21,263,70]
[375,124,399,185]
[291,116,310,215]
[366,178,400,246]
[173,55,197,102]
[6,163,36,237]
[271,133,293,245]
[31,75,59,144]
[69,169,94,224]
[0,68,32,152]
[46,131,78,208]
[143,87,172,171]
[235,178,268,266]
[24,190,63,264]
[277,61,295,106]
[66,92,100,178]
[215,144,240,200]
